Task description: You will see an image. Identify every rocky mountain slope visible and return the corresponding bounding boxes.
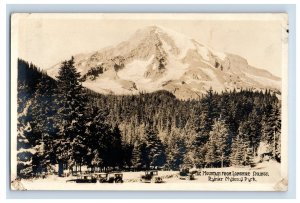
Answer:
[47,25,281,100]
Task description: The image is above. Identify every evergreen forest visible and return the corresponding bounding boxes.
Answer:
[16,57,281,178]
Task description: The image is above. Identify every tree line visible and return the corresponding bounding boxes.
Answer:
[17,58,281,178]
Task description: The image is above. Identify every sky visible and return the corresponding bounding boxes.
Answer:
[13,13,287,77]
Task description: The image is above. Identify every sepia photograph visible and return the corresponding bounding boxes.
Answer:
[10,13,288,191]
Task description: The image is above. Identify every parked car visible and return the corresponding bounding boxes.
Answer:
[140,170,163,183]
[113,173,124,183]
[94,172,124,183]
[179,168,195,180]
[94,173,109,183]
[154,176,163,183]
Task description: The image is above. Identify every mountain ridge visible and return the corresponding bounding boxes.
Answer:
[47,25,281,100]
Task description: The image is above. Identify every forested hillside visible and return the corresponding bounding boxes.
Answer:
[91,86,281,169]
[16,58,281,178]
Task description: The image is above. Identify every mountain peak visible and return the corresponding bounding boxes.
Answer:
[47,25,281,100]
[135,25,168,35]
[140,25,162,32]
[132,25,191,45]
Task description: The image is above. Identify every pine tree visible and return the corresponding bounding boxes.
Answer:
[90,151,103,172]
[230,136,244,166]
[29,75,58,174]
[84,105,111,171]
[272,101,281,161]
[165,128,186,170]
[54,57,88,175]
[17,81,34,177]
[17,118,34,178]
[193,88,217,167]
[17,60,59,177]
[110,125,124,168]
[131,140,143,170]
[204,139,217,168]
[144,125,166,169]
[261,100,280,160]
[205,119,229,167]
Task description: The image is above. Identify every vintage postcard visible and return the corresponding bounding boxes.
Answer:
[10,13,288,191]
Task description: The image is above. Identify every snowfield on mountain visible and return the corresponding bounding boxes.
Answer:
[47,25,281,100]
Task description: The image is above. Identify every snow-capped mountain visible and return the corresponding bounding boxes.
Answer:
[47,25,281,100]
